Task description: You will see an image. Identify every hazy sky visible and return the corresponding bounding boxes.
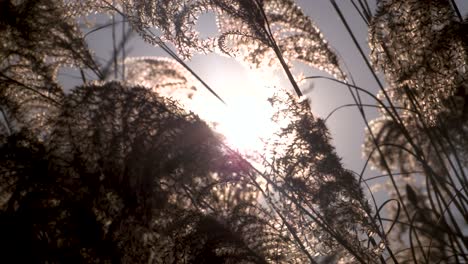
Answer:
[64,0,468,185]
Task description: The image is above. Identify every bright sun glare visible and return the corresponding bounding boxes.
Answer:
[188,68,281,153]
[215,96,276,152]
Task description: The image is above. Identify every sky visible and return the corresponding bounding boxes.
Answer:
[61,0,468,193]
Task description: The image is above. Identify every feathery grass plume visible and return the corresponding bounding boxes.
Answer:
[365,0,468,173]
[363,112,468,175]
[64,0,115,17]
[0,0,99,136]
[124,57,198,103]
[369,0,468,125]
[364,0,468,262]
[108,0,342,79]
[260,92,382,263]
[216,0,343,78]
[117,0,217,58]
[48,81,230,213]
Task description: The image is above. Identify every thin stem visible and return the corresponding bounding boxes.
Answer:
[254,0,303,98]
[324,103,411,123]
[450,0,463,21]
[122,13,126,80]
[112,10,118,79]
[101,26,133,80]
[0,73,61,106]
[0,106,12,135]
[350,0,369,25]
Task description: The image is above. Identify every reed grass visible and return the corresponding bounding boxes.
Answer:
[0,0,466,263]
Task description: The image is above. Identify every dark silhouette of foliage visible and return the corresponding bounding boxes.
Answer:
[0,82,293,263]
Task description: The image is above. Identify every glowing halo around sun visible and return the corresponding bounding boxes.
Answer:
[123,56,287,154]
[187,69,281,154]
[213,97,276,153]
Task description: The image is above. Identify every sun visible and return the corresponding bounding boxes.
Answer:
[187,67,281,153]
[214,96,276,152]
